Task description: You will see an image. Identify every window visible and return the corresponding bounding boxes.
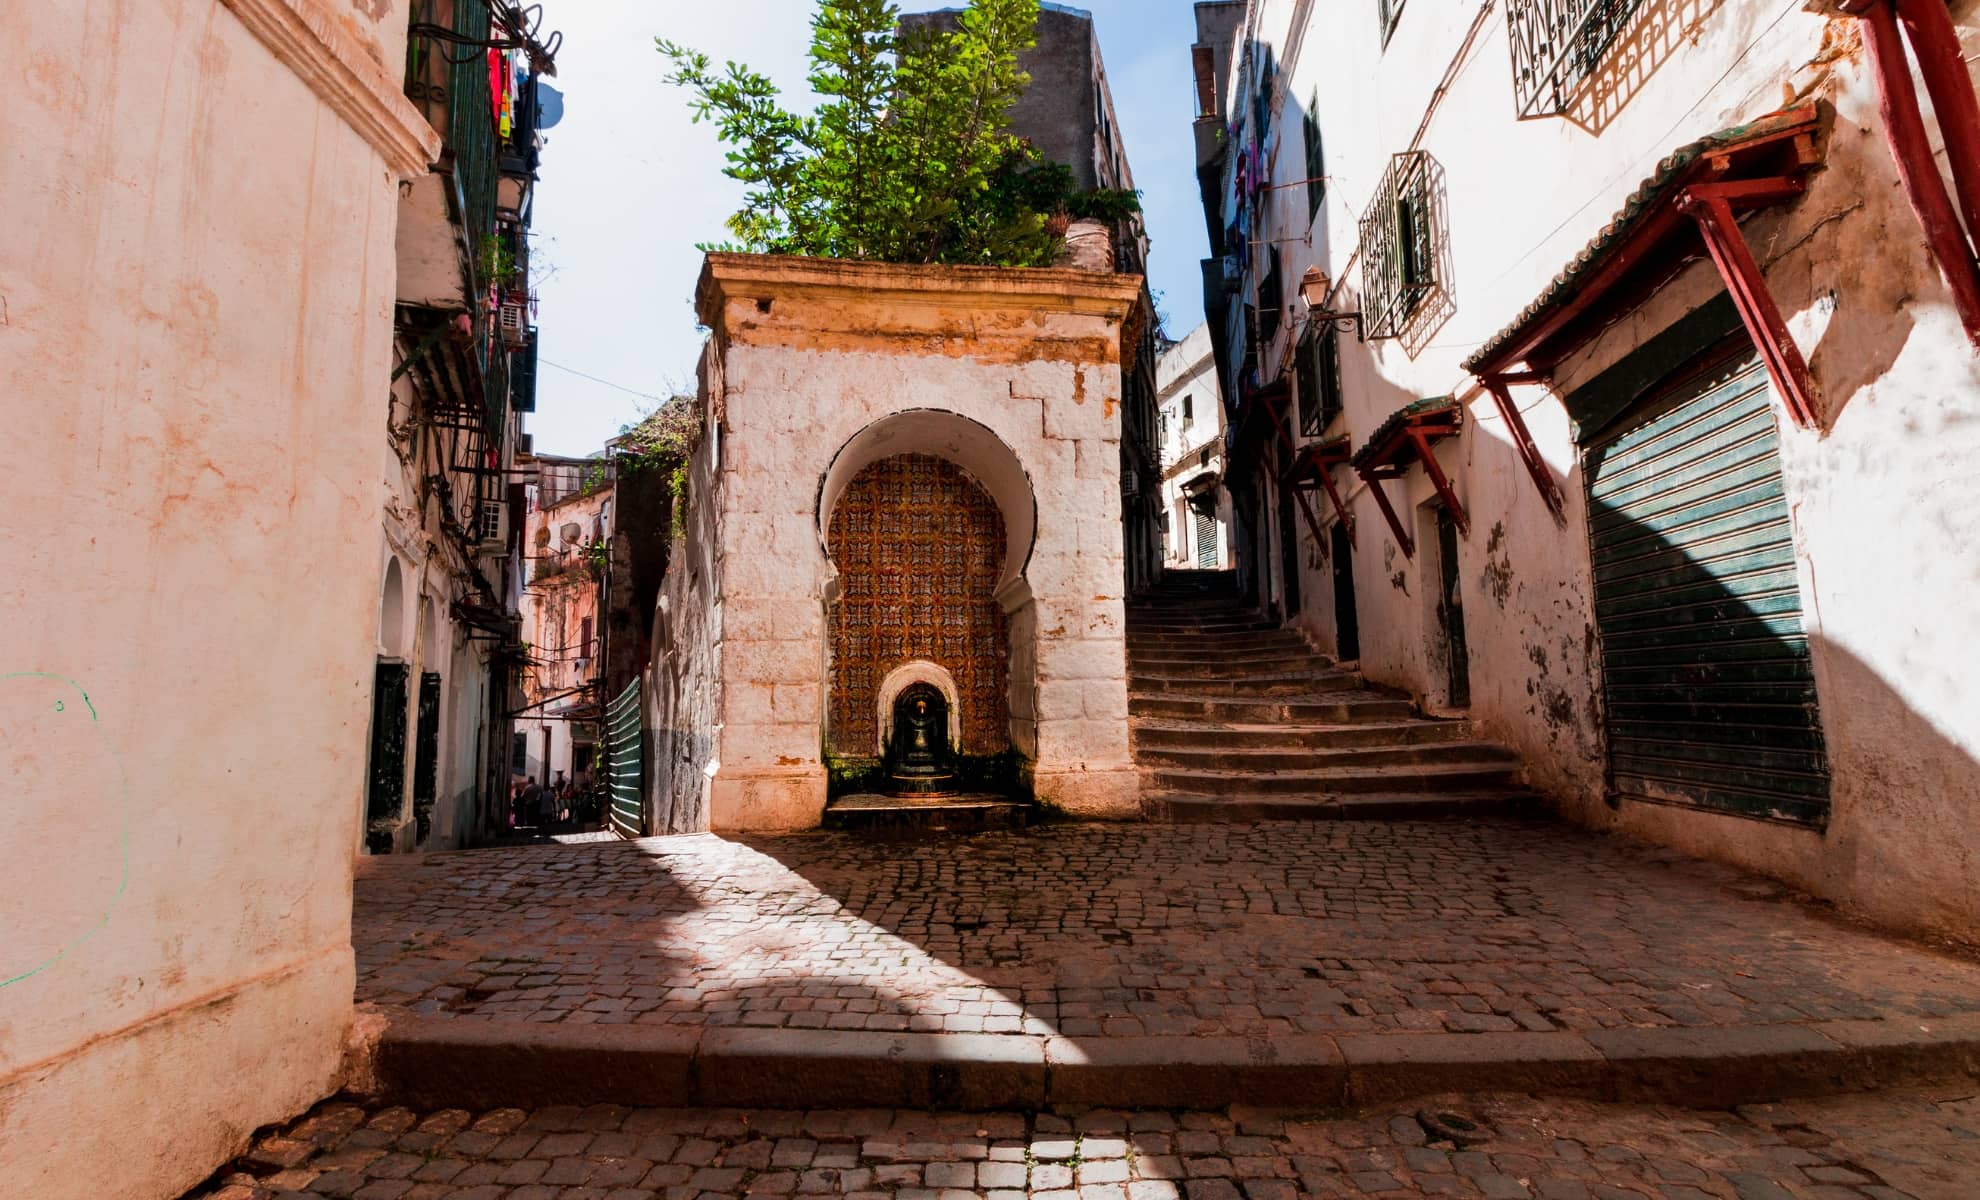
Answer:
[1258,251,1284,342]
[1182,394,1194,422]
[1303,101,1326,224]
[1378,0,1407,45]
[512,730,528,772]
[1296,324,1343,436]
[580,616,593,658]
[1199,448,1211,467]
[1507,0,1645,119]
[1358,150,1444,339]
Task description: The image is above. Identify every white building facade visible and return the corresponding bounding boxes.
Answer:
[1156,323,1234,570]
[1193,0,1980,938]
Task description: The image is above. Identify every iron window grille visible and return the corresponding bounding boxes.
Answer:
[1507,0,1644,119]
[1297,323,1343,437]
[1358,150,1444,340]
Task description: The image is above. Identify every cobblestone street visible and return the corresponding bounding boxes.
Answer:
[355,822,1980,1040]
[185,1086,1980,1199]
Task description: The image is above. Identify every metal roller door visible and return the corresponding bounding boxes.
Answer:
[1583,344,1830,825]
[1193,498,1218,568]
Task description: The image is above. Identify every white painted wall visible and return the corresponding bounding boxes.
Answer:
[1223,0,1980,936]
[1156,323,1234,570]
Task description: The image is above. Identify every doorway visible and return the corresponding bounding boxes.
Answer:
[1434,505,1470,708]
[1331,522,1359,662]
[1190,494,1218,568]
[1276,482,1302,618]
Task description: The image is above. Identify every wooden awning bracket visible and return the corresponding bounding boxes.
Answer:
[1358,467,1415,559]
[1676,180,1822,428]
[1264,398,1333,565]
[1283,437,1358,550]
[1477,373,1567,518]
[1349,401,1465,557]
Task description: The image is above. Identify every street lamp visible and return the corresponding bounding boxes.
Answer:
[1300,266,1363,340]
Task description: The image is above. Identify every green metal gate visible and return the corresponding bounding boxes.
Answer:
[1583,343,1830,825]
[604,679,644,837]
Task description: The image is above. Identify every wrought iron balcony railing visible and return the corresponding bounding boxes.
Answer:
[1507,0,1644,119]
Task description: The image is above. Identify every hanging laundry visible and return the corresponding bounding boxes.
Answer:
[499,52,517,139]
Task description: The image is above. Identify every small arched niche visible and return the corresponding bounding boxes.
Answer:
[875,660,962,756]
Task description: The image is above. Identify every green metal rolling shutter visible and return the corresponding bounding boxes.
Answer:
[1193,501,1218,568]
[1584,347,1830,825]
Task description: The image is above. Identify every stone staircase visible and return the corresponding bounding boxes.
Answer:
[1129,570,1536,821]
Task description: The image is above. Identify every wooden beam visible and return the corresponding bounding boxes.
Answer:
[1479,374,1566,516]
[1408,429,1469,538]
[1679,187,1823,429]
[1360,470,1414,558]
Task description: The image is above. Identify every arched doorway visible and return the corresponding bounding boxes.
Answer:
[824,453,1010,770]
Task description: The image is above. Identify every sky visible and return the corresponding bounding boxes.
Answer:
[523,0,1212,456]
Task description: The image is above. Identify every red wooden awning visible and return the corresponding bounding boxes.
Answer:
[1466,104,1824,431]
[1350,398,1466,558]
[1282,436,1356,547]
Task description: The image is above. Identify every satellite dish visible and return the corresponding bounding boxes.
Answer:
[537,80,565,129]
[561,522,582,545]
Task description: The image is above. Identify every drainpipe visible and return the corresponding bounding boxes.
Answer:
[1848,0,1980,341]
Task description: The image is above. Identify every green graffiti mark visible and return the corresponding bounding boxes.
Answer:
[1,672,128,989]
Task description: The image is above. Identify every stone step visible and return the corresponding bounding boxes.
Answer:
[1129,694,1418,723]
[822,794,1033,835]
[1126,612,1275,626]
[1127,653,1336,677]
[1145,758,1524,797]
[1124,641,1322,657]
[1143,788,1541,823]
[1134,739,1517,772]
[1129,643,1323,665]
[1129,672,1364,697]
[1132,718,1476,751]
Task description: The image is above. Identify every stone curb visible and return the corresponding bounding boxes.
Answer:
[355,1011,1980,1111]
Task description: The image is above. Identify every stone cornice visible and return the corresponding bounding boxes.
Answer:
[221,0,441,181]
[696,253,1147,327]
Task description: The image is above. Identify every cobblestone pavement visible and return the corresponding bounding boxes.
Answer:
[354,822,1980,1039]
[186,1086,1980,1199]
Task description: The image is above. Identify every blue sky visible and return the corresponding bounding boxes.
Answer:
[524,0,1210,456]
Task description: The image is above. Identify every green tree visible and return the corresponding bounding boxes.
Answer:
[658,0,1138,267]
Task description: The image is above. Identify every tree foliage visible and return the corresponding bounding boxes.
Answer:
[658,0,1139,267]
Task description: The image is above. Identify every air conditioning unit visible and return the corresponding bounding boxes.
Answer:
[473,497,507,550]
[497,299,529,349]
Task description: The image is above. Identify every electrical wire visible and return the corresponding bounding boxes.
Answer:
[537,358,671,404]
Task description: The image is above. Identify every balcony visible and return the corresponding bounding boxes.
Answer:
[1507,0,1644,119]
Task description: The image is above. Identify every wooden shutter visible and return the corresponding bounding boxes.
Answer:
[1584,345,1829,825]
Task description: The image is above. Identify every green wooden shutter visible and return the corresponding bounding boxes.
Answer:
[1583,346,1830,825]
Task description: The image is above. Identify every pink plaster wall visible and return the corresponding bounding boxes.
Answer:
[0,2,411,1196]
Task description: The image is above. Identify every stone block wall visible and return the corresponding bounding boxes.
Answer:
[650,255,1147,830]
